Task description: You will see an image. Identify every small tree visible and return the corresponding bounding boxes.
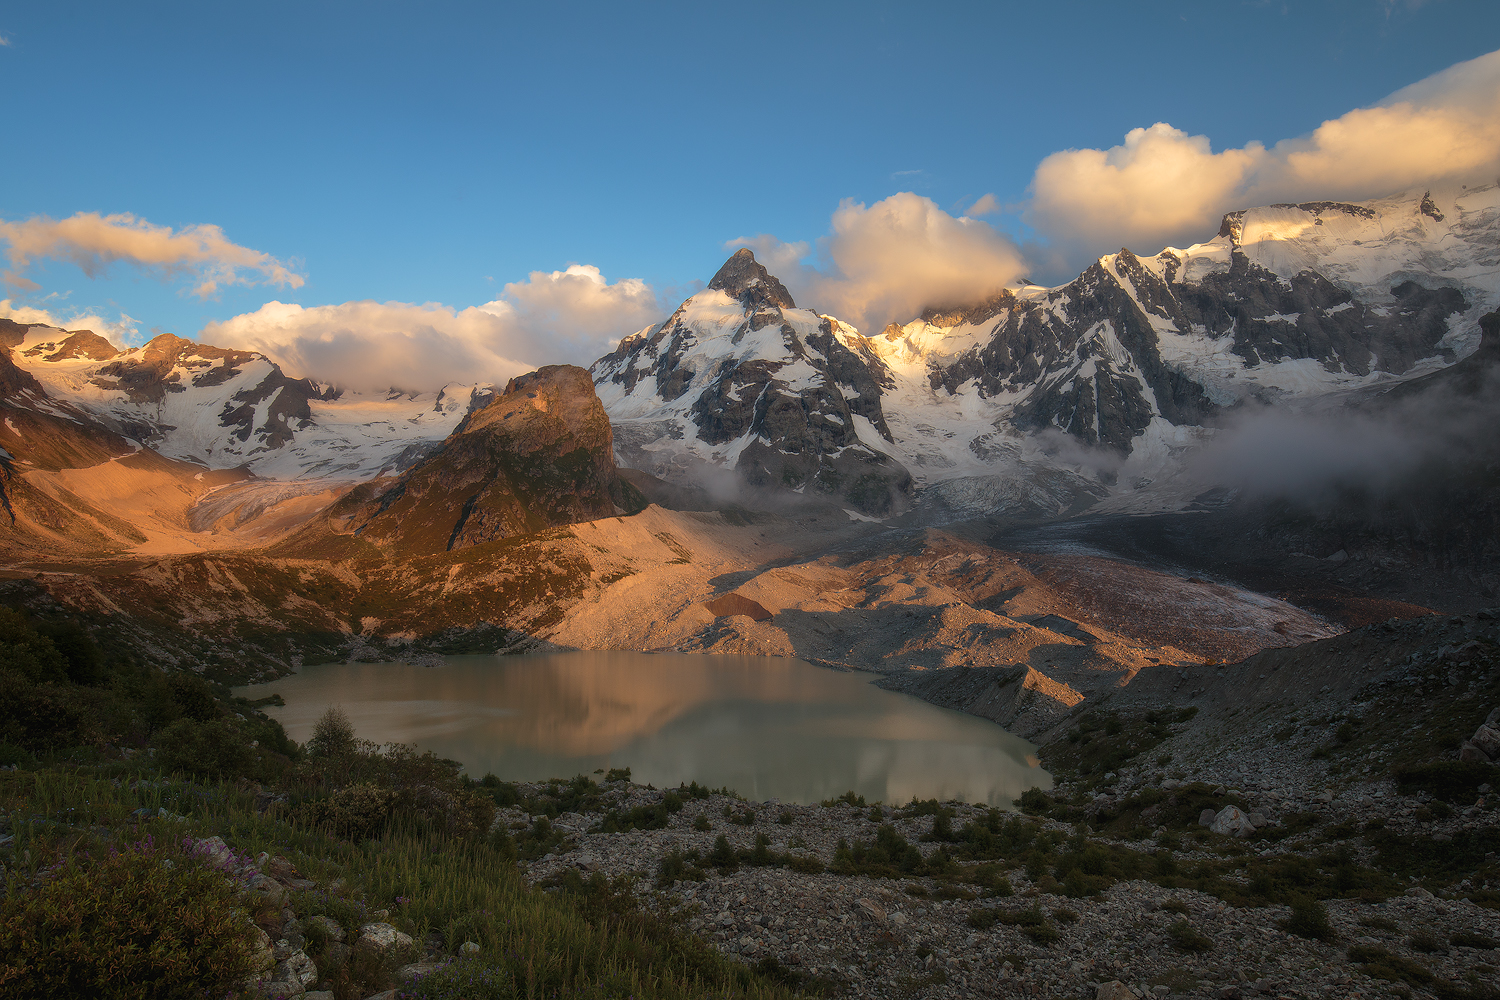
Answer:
[306,706,358,759]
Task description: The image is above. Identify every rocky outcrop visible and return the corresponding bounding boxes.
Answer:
[338,365,646,555]
[594,250,912,515]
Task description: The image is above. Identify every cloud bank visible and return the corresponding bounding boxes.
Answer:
[732,192,1027,335]
[0,211,304,298]
[1027,48,1500,271]
[0,298,137,346]
[204,264,663,391]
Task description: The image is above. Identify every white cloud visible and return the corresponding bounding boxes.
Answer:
[0,298,136,346]
[202,265,664,391]
[963,193,1001,218]
[730,192,1027,334]
[0,211,304,298]
[1026,47,1500,271]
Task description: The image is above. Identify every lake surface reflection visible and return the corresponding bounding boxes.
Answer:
[236,652,1050,805]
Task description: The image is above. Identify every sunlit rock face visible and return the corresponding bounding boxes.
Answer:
[592,248,913,516]
[336,364,646,556]
[594,187,1500,522]
[4,320,497,482]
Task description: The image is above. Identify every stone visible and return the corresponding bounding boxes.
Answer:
[1472,725,1500,760]
[890,911,909,927]
[1460,741,1490,763]
[1405,886,1435,898]
[355,922,414,953]
[247,872,288,908]
[1198,808,1218,827]
[1210,805,1257,838]
[249,926,276,975]
[320,942,350,971]
[570,853,601,871]
[396,962,440,982]
[258,951,316,999]
[195,835,235,867]
[304,994,334,1000]
[1097,981,1135,1000]
[856,898,887,923]
[1248,811,1269,828]
[305,914,345,942]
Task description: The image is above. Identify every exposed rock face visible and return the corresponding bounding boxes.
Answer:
[8,325,495,481]
[340,365,646,555]
[595,189,1497,521]
[593,251,912,515]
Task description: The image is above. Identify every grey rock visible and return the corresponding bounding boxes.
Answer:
[1210,805,1257,838]
[355,922,414,953]
[305,914,345,942]
[1461,741,1490,763]
[1247,811,1269,828]
[1472,724,1500,760]
[460,940,481,954]
[1198,808,1217,827]
[396,962,440,982]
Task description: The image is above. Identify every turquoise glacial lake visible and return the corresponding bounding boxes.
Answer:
[236,652,1049,806]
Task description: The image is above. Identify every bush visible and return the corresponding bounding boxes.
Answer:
[1280,896,1335,942]
[0,837,259,999]
[0,608,69,684]
[306,706,359,759]
[1168,918,1214,952]
[153,717,253,780]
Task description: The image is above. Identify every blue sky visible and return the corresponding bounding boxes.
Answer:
[2,1,1499,386]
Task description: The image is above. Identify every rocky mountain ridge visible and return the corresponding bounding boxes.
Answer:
[592,185,1500,521]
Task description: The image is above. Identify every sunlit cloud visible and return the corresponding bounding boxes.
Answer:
[730,192,1027,334]
[963,193,1001,218]
[0,211,305,298]
[1026,47,1500,271]
[0,298,136,346]
[203,265,665,391]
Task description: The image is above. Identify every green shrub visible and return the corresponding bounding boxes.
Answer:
[1281,896,1335,942]
[153,717,253,780]
[1017,787,1052,815]
[0,836,259,999]
[306,706,359,759]
[0,608,69,684]
[1168,918,1214,952]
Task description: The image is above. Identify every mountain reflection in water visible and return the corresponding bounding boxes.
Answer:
[236,652,1050,806]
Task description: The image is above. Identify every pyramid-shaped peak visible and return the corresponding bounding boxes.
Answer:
[707,248,795,310]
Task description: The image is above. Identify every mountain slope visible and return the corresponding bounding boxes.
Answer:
[594,186,1500,522]
[593,249,913,515]
[328,365,646,556]
[6,322,495,482]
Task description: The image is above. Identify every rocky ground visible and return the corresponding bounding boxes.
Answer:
[487,608,1500,1000]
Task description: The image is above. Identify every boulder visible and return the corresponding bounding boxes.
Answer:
[194,836,235,867]
[1198,808,1217,827]
[1247,811,1269,828]
[249,926,276,975]
[1097,982,1135,1000]
[1471,725,1500,760]
[460,941,481,954]
[1209,805,1257,838]
[305,914,345,942]
[1460,741,1490,764]
[247,872,288,908]
[355,922,414,954]
[396,962,440,982]
[259,950,316,998]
